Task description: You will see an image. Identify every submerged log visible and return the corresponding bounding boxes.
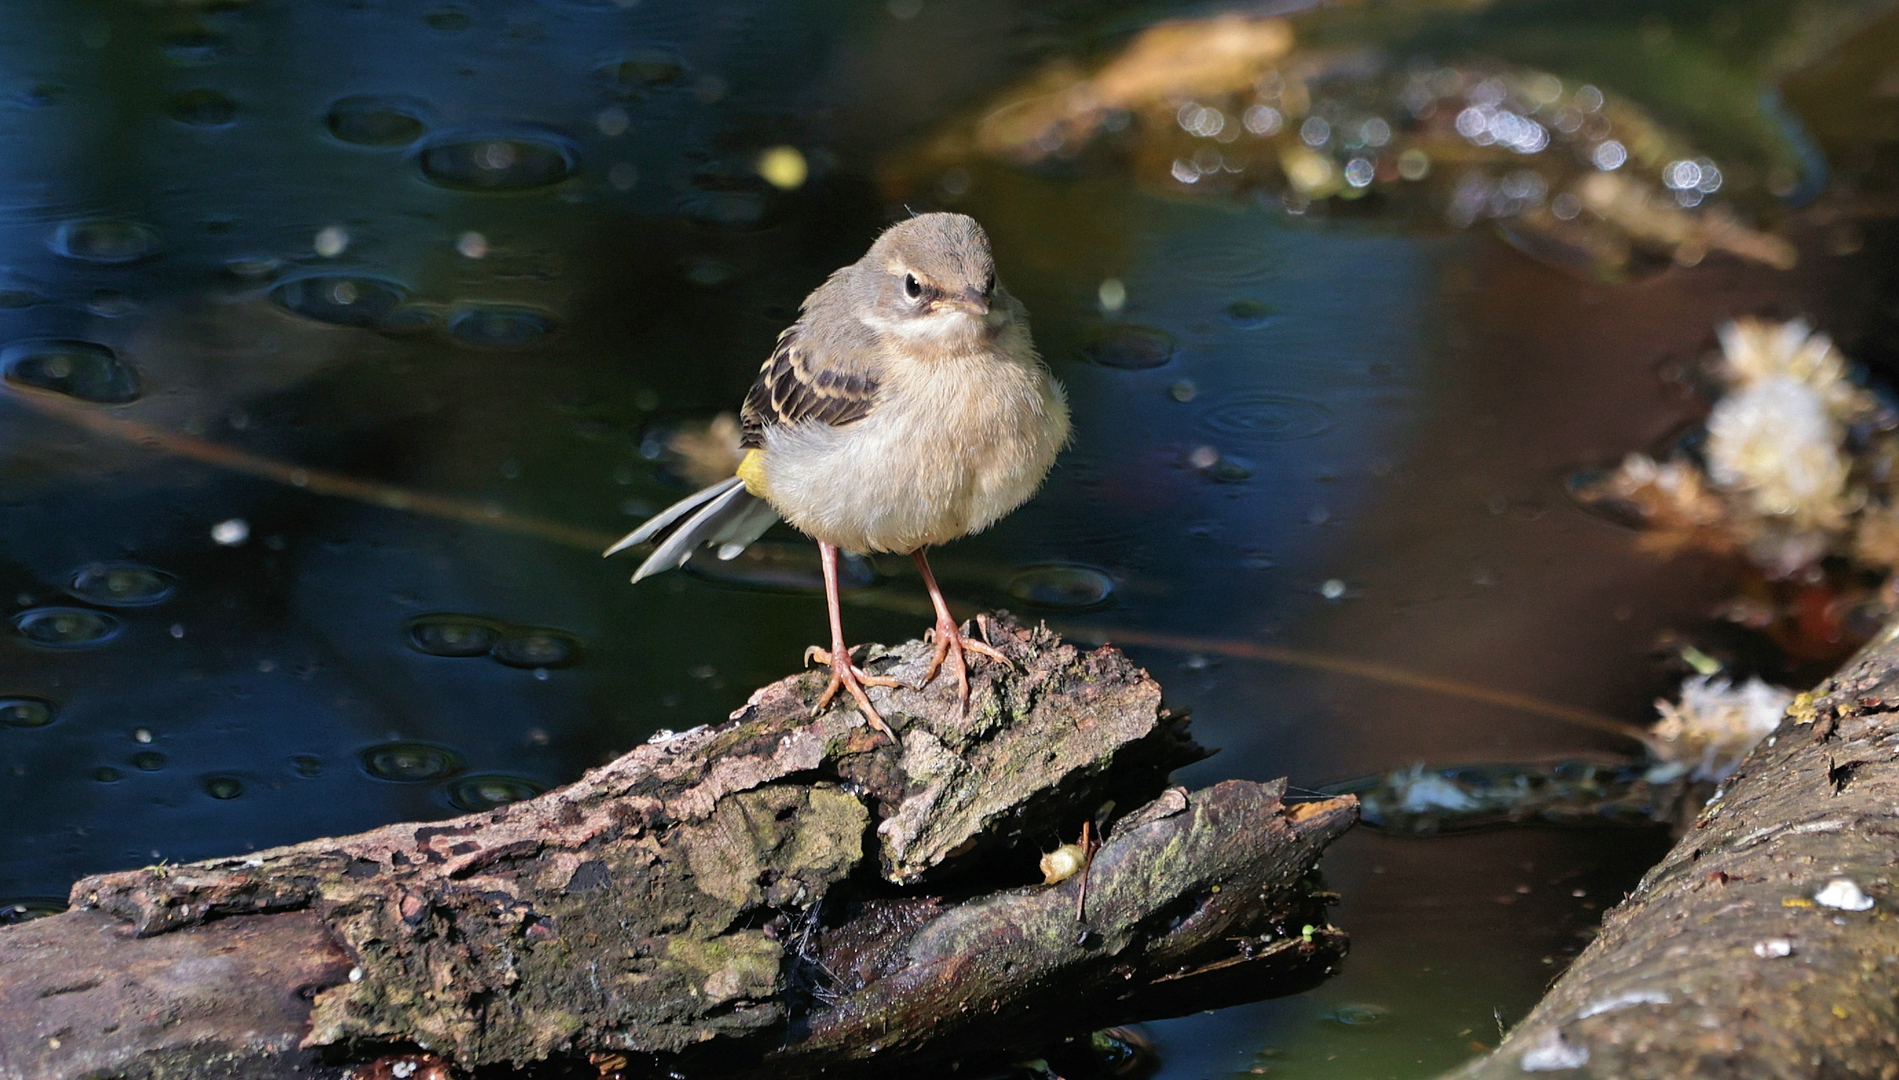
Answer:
[1447,624,1899,1080]
[0,616,1355,1080]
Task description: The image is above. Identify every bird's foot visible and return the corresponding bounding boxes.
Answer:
[804,645,903,743]
[922,614,1014,713]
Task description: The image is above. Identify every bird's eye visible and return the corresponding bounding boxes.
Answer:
[983,274,995,298]
[903,273,922,299]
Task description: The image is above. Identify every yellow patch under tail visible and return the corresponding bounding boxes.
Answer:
[735,448,770,498]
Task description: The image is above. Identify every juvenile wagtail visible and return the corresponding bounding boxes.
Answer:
[606,213,1070,740]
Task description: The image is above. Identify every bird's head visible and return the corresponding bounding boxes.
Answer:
[857,212,1011,348]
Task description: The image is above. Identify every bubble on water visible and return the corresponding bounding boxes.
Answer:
[406,614,503,657]
[1097,278,1126,313]
[201,775,244,799]
[596,106,630,137]
[1592,140,1627,171]
[210,518,249,546]
[0,698,56,728]
[86,289,139,318]
[1224,299,1277,329]
[0,899,65,924]
[1006,564,1115,609]
[1199,395,1334,442]
[68,563,177,607]
[1210,456,1253,482]
[50,219,156,264]
[445,774,544,812]
[492,627,582,669]
[224,255,283,280]
[362,742,465,782]
[676,191,771,229]
[681,254,736,287]
[167,87,236,126]
[418,133,578,191]
[1080,324,1175,370]
[1327,1003,1390,1026]
[13,607,121,648]
[2,340,142,404]
[92,766,122,783]
[455,231,488,258]
[598,51,689,95]
[1319,578,1347,600]
[1161,236,1279,284]
[447,305,555,347]
[609,162,639,190]
[133,728,152,743]
[291,754,323,778]
[270,274,409,327]
[324,95,429,147]
[313,226,349,257]
[161,28,231,65]
[425,7,472,31]
[132,751,167,771]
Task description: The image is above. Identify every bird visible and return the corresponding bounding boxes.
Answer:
[605,212,1069,741]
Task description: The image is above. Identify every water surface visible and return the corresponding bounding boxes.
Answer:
[2,2,1896,1076]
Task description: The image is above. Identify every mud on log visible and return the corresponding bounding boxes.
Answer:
[1448,622,1899,1080]
[0,617,1356,1080]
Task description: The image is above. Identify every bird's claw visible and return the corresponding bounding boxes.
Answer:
[922,618,1014,713]
[807,645,902,744]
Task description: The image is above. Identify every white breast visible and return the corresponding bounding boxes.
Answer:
[759,350,1068,554]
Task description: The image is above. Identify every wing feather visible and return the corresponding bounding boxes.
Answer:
[740,324,878,448]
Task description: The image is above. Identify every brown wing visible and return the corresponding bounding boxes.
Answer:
[739,323,879,448]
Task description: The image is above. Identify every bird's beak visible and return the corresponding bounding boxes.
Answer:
[938,285,989,316]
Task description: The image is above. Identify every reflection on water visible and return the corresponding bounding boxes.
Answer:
[0,1,1895,1077]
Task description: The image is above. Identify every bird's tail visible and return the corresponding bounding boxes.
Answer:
[603,476,781,582]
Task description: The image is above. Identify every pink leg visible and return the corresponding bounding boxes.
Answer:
[914,549,1011,712]
[806,542,901,742]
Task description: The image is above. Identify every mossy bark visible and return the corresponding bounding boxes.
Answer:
[1446,622,1899,1080]
[0,617,1354,1080]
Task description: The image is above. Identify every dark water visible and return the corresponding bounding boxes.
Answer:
[2,1,1896,1077]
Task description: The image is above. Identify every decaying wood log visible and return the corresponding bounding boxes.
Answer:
[0,616,1356,1080]
[1446,623,1899,1080]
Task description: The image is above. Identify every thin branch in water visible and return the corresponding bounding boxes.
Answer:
[1046,624,1652,746]
[8,386,620,551]
[17,388,1647,744]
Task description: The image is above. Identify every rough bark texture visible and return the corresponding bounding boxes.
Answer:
[0,617,1355,1080]
[1448,622,1899,1080]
